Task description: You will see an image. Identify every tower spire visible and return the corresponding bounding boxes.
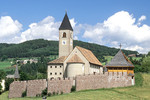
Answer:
[119,43,122,50]
[14,65,20,81]
[59,12,73,31]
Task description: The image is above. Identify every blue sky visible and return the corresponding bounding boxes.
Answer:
[0,0,150,53]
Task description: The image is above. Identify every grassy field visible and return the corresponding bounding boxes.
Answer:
[0,61,11,70]
[0,73,150,100]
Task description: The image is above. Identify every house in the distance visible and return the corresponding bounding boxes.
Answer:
[47,13,103,79]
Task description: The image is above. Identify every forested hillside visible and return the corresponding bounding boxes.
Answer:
[0,39,138,60]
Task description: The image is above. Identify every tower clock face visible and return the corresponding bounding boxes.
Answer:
[62,40,66,45]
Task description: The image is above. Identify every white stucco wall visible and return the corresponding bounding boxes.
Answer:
[64,47,90,77]
[67,63,84,78]
[90,64,103,74]
[47,65,63,79]
[0,79,5,91]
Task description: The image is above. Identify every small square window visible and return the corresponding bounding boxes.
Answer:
[55,66,57,68]
[50,73,52,75]
[60,72,62,75]
[50,66,52,68]
[55,72,57,75]
[60,66,62,68]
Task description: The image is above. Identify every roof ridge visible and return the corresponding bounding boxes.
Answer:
[76,46,102,66]
[121,51,134,66]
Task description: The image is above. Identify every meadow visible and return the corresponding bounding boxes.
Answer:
[0,73,150,100]
[0,61,11,70]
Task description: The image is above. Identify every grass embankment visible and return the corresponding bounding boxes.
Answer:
[0,73,150,100]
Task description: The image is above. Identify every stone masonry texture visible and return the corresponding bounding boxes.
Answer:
[9,72,134,98]
[47,78,73,94]
[9,81,27,98]
[27,79,47,97]
[75,72,134,91]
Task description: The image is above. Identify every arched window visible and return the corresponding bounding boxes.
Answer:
[50,77,54,80]
[62,32,66,38]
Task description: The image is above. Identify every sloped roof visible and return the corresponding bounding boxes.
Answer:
[67,54,84,64]
[14,65,20,79]
[59,13,73,31]
[48,56,67,64]
[106,50,134,67]
[76,46,102,66]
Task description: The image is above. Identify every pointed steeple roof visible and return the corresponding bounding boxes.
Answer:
[106,50,134,67]
[14,65,20,79]
[59,12,73,31]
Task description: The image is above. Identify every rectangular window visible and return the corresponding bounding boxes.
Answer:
[50,66,52,68]
[55,72,57,75]
[55,66,57,68]
[60,72,62,75]
[50,73,52,75]
[60,66,62,68]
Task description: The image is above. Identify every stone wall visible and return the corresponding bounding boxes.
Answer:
[27,79,47,97]
[9,72,134,98]
[76,72,134,91]
[9,78,73,98]
[9,81,27,98]
[47,78,73,94]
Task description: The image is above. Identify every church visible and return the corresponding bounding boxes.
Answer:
[47,13,103,79]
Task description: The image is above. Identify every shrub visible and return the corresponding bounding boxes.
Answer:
[52,92,56,95]
[61,91,63,95]
[0,84,2,95]
[135,73,143,87]
[5,78,14,91]
[36,94,41,97]
[41,88,47,97]
[22,90,27,97]
[71,86,76,92]
[48,92,51,96]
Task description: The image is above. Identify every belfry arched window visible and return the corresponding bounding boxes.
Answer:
[62,32,66,38]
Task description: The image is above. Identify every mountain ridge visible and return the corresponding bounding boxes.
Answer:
[0,39,138,61]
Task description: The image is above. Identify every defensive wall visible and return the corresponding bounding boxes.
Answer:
[76,72,134,91]
[9,72,134,98]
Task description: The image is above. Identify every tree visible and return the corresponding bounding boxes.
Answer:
[0,84,2,94]
[141,56,150,73]
[0,70,6,81]
[1,55,8,61]
[5,78,14,91]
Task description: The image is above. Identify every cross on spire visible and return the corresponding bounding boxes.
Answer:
[119,43,122,50]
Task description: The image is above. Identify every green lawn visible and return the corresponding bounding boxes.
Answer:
[0,61,11,70]
[0,73,150,100]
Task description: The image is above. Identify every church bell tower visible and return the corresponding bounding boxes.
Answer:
[59,12,73,57]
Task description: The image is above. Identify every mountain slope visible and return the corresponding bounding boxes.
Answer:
[0,39,138,61]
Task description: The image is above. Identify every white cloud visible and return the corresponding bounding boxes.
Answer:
[137,15,146,26]
[83,11,150,53]
[20,16,60,42]
[1,12,150,53]
[0,16,22,42]
[138,15,146,22]
[74,36,78,40]
[70,18,76,28]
